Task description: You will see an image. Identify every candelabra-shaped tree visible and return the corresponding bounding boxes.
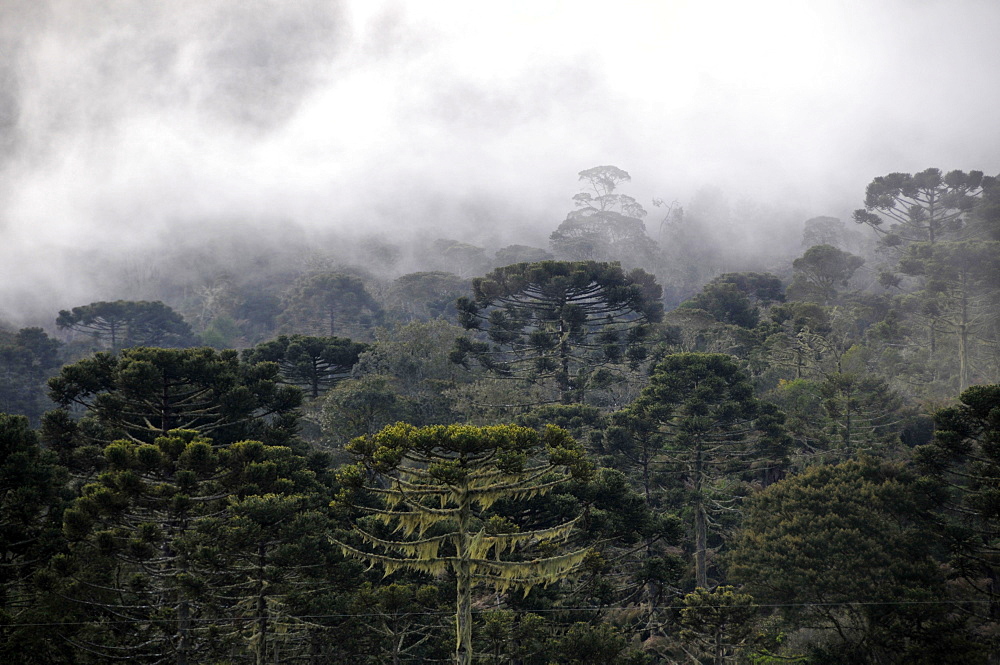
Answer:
[334,423,592,665]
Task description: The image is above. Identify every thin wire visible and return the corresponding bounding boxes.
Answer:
[9,598,994,627]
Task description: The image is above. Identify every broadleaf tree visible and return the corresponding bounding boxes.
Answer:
[550,165,658,268]
[786,244,865,306]
[728,458,976,664]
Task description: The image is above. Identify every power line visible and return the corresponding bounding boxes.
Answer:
[8,598,994,627]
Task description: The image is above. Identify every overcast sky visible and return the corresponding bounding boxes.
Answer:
[2,0,1000,322]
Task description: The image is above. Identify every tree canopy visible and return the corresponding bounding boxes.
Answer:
[853,168,985,247]
[46,346,302,447]
[243,334,368,399]
[550,166,658,267]
[279,272,382,339]
[453,261,663,404]
[634,353,790,588]
[56,300,196,350]
[334,422,592,665]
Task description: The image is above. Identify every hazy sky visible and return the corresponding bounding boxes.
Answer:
[2,0,1000,322]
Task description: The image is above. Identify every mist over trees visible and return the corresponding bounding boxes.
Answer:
[2,162,1000,663]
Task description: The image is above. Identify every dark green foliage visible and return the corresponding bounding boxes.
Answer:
[279,272,382,339]
[233,288,283,343]
[57,300,196,350]
[634,353,790,587]
[916,384,1000,641]
[348,582,451,664]
[549,622,647,665]
[387,271,470,322]
[57,430,227,663]
[320,374,410,450]
[516,403,607,452]
[819,373,905,455]
[0,327,62,423]
[728,458,982,664]
[194,467,348,663]
[59,430,341,664]
[708,272,785,305]
[0,414,70,663]
[244,334,368,399]
[786,244,864,305]
[561,467,684,614]
[853,168,985,247]
[454,260,663,403]
[681,273,783,329]
[678,586,767,664]
[477,610,549,665]
[46,346,302,448]
[352,320,471,427]
[494,244,554,266]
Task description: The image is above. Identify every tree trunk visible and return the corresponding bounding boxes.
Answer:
[694,444,708,589]
[455,482,473,665]
[844,394,852,453]
[176,599,190,665]
[255,542,268,665]
[959,272,970,391]
[174,546,190,665]
[559,318,571,404]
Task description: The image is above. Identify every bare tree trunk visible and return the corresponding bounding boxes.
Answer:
[959,273,970,391]
[559,318,571,404]
[255,542,268,665]
[456,485,473,665]
[694,445,708,589]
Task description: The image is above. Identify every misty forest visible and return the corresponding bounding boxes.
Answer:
[4,2,1000,665]
[3,161,1000,665]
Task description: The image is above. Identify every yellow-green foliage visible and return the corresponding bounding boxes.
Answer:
[333,423,592,595]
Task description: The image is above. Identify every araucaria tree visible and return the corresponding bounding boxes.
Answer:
[633,353,789,588]
[61,431,334,665]
[334,423,592,665]
[46,347,302,447]
[279,272,381,339]
[896,240,1000,390]
[852,168,986,248]
[243,334,368,399]
[917,384,1000,631]
[57,300,196,350]
[452,261,663,404]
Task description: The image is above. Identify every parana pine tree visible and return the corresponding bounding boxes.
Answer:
[334,423,592,665]
[453,260,662,404]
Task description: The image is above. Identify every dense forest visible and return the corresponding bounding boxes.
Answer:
[2,164,1000,664]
